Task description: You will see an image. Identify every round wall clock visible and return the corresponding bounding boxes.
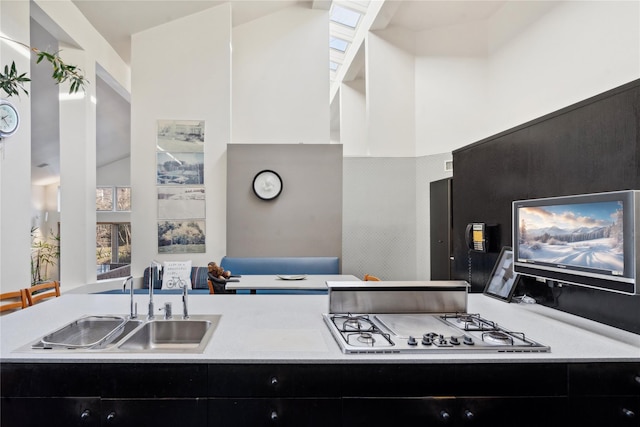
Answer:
[252,170,283,200]
[0,100,20,138]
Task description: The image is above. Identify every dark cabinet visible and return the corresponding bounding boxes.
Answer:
[209,398,341,427]
[2,361,637,426]
[430,177,453,280]
[1,397,101,427]
[344,397,567,426]
[568,362,640,426]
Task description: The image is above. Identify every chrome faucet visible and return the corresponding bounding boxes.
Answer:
[182,283,189,319]
[122,276,137,319]
[148,260,162,320]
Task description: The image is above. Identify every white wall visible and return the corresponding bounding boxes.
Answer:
[414,0,640,156]
[131,4,232,277]
[232,7,329,143]
[0,0,32,293]
[485,0,640,138]
[366,29,415,157]
[340,79,366,156]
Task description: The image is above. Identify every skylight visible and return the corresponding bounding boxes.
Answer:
[330,37,349,52]
[330,61,339,71]
[330,4,361,28]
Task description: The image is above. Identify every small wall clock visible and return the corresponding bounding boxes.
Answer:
[252,170,283,200]
[0,100,20,138]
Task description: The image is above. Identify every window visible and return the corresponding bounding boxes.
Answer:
[96,187,114,211]
[330,37,349,52]
[96,186,131,211]
[330,4,361,28]
[97,223,131,268]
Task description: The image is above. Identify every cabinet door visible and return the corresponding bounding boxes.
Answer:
[101,399,207,427]
[569,396,639,427]
[1,397,100,427]
[344,397,567,426]
[208,364,341,397]
[208,398,341,427]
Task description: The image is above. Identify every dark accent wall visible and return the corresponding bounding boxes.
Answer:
[452,80,640,333]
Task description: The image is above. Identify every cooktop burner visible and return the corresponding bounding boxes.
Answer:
[323,313,549,354]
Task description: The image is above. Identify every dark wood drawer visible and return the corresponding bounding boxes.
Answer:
[101,363,208,398]
[208,364,342,397]
[208,398,341,426]
[0,363,100,397]
[341,363,567,397]
[569,396,639,426]
[1,397,101,427]
[569,362,640,396]
[344,396,567,426]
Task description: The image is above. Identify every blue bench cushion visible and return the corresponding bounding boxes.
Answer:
[220,256,339,275]
[142,266,210,290]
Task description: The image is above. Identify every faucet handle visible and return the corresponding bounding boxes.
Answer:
[159,302,172,320]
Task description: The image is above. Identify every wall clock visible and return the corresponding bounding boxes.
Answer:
[0,100,20,138]
[252,170,283,200]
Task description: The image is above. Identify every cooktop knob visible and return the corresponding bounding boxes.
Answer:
[421,336,432,346]
[463,336,474,345]
[407,336,418,346]
[450,336,460,345]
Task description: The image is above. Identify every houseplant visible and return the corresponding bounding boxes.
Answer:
[0,35,87,98]
[31,226,60,286]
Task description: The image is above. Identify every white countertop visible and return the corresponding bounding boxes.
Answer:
[1,293,638,364]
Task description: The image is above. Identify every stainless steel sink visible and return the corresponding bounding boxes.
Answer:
[26,314,220,353]
[118,318,214,352]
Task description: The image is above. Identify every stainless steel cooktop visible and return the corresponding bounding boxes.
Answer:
[323,312,550,354]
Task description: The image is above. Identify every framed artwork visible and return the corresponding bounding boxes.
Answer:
[157,220,205,254]
[156,152,204,185]
[157,119,204,152]
[157,187,205,219]
[483,246,519,302]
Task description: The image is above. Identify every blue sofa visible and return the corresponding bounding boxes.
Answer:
[98,258,340,295]
[220,256,339,275]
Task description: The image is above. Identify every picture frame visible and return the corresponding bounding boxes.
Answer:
[483,246,519,302]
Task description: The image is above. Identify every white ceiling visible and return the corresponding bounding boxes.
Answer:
[32,0,510,185]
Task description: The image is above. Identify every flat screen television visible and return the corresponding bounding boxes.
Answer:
[513,190,639,295]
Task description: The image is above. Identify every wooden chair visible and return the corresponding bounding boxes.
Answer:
[0,289,28,312]
[363,274,381,281]
[25,281,60,306]
[207,279,215,294]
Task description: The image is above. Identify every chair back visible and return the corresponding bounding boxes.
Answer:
[0,289,27,312]
[26,281,61,306]
[364,274,381,281]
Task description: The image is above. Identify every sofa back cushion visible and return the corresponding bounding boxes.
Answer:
[219,257,339,275]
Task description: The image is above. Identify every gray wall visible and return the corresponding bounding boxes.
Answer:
[227,144,342,261]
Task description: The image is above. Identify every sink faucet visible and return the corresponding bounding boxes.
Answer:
[122,276,137,319]
[148,260,162,320]
[182,283,189,319]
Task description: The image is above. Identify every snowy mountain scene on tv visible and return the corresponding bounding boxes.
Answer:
[517,201,624,275]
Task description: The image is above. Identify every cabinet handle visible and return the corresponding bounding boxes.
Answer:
[634,374,640,386]
[270,376,278,386]
[464,409,475,420]
[80,409,91,420]
[106,411,117,422]
[270,410,278,421]
[622,408,636,418]
[440,410,451,421]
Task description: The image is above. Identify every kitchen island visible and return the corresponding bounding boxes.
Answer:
[1,293,638,426]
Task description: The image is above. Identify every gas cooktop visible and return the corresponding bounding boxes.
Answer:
[323,312,550,354]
